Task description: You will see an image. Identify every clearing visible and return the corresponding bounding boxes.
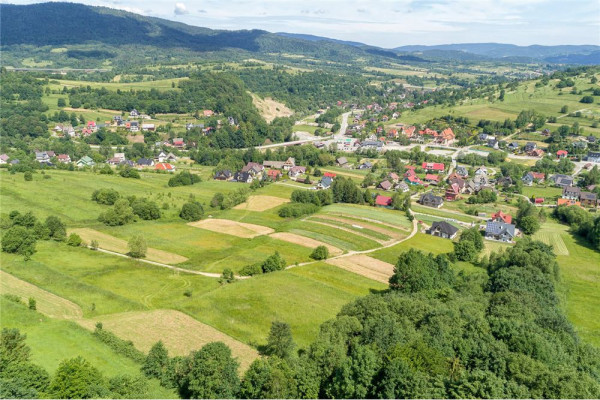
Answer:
[78,310,258,371]
[250,93,294,123]
[326,255,395,283]
[533,229,569,256]
[188,219,274,238]
[70,228,188,264]
[270,232,343,256]
[233,195,290,212]
[0,270,83,320]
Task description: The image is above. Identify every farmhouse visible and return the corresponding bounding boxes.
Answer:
[57,154,71,163]
[336,157,348,167]
[214,170,233,181]
[485,221,516,242]
[427,221,458,239]
[267,169,283,181]
[263,160,285,169]
[388,172,400,183]
[396,181,410,193]
[529,149,545,157]
[242,162,265,177]
[282,157,296,170]
[419,192,444,208]
[358,161,373,170]
[562,186,581,200]
[76,156,95,167]
[233,171,253,183]
[421,162,444,172]
[289,166,306,178]
[375,195,393,207]
[378,180,393,191]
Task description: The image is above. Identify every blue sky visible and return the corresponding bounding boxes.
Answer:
[5,0,600,47]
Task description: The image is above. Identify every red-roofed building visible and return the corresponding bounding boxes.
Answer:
[436,128,456,145]
[155,162,175,171]
[405,175,423,185]
[530,172,545,181]
[324,172,337,178]
[534,198,545,204]
[375,195,393,207]
[529,149,545,157]
[203,110,214,117]
[57,154,71,163]
[267,169,282,180]
[424,174,441,184]
[491,210,512,224]
[404,169,416,178]
[403,126,416,138]
[422,162,445,172]
[445,183,461,201]
[557,198,581,207]
[557,150,568,159]
[419,128,437,136]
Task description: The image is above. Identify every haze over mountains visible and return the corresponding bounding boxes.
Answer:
[1,2,599,65]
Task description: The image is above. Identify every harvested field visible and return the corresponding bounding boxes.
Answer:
[326,255,395,283]
[534,230,569,256]
[308,220,389,244]
[188,219,274,238]
[312,215,407,240]
[69,228,188,264]
[270,232,343,256]
[78,309,258,370]
[0,270,83,319]
[233,195,289,212]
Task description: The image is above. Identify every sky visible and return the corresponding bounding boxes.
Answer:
[4,0,600,47]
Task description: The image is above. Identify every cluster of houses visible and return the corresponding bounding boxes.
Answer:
[389,126,456,145]
[214,157,308,185]
[426,209,517,243]
[560,185,598,208]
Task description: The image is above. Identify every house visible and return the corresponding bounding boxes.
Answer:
[156,151,167,162]
[336,157,348,167]
[572,141,588,151]
[242,162,264,177]
[522,171,545,185]
[57,154,71,163]
[436,127,455,145]
[358,161,373,170]
[419,192,444,208]
[378,180,393,191]
[497,176,513,187]
[360,141,384,152]
[129,121,139,132]
[289,166,307,178]
[86,121,97,132]
[164,152,177,162]
[172,138,185,149]
[445,183,461,201]
[587,135,597,143]
[557,198,581,207]
[550,174,574,187]
[487,138,499,149]
[263,160,285,169]
[388,172,400,183]
[155,163,175,172]
[10,159,19,165]
[120,160,135,168]
[424,174,441,185]
[130,109,139,117]
[282,157,296,170]
[491,210,512,224]
[203,110,214,117]
[141,123,155,131]
[76,156,95,167]
[267,169,283,181]
[405,175,423,185]
[107,157,121,165]
[562,186,581,200]
[580,192,598,208]
[557,150,568,159]
[478,133,489,142]
[455,166,468,177]
[529,149,545,157]
[0,154,9,164]
[113,153,125,162]
[427,221,458,239]
[214,170,233,181]
[507,142,520,152]
[524,142,537,153]
[375,195,393,207]
[318,176,333,189]
[233,171,253,184]
[396,181,410,193]
[324,172,337,178]
[485,221,516,242]
[186,123,205,131]
[136,158,154,167]
[449,177,467,192]
[474,166,488,176]
[421,162,445,172]
[588,152,600,163]
[534,198,544,204]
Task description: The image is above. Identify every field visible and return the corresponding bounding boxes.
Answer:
[233,195,290,212]
[188,218,275,238]
[326,255,395,283]
[269,232,343,256]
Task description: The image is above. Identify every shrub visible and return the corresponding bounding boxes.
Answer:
[28,298,36,310]
[310,245,329,260]
[240,263,263,276]
[119,167,140,179]
[168,171,201,187]
[90,240,99,250]
[24,171,32,181]
[180,202,204,221]
[66,233,82,247]
[278,203,319,218]
[128,235,147,258]
[91,188,120,205]
[93,327,145,363]
[131,199,160,220]
[98,199,136,226]
[1,226,36,258]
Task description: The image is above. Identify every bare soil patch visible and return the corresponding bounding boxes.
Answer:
[250,93,293,123]
[233,195,290,212]
[269,232,343,256]
[69,228,188,265]
[326,255,395,283]
[0,270,83,319]
[78,310,258,370]
[126,134,145,143]
[187,219,274,238]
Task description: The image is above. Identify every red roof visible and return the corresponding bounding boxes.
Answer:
[155,163,174,171]
[425,174,440,182]
[375,195,393,206]
[324,172,337,178]
[535,198,545,204]
[422,162,445,171]
[405,165,416,170]
[557,150,568,156]
[491,210,512,224]
[531,172,545,180]
[406,175,422,184]
[267,169,281,178]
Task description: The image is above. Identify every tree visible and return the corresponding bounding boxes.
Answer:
[98,199,136,226]
[91,188,120,205]
[261,252,286,273]
[179,201,204,221]
[131,199,160,220]
[177,342,240,399]
[262,321,296,359]
[519,215,541,235]
[44,216,66,241]
[128,235,147,258]
[560,105,569,113]
[1,226,36,258]
[453,240,477,262]
[67,233,82,247]
[219,268,235,284]
[142,341,169,380]
[389,249,454,293]
[459,227,484,251]
[580,96,594,104]
[24,171,32,181]
[240,357,298,399]
[47,357,108,399]
[28,298,36,311]
[310,245,329,260]
[57,98,66,107]
[1,328,31,368]
[90,240,99,250]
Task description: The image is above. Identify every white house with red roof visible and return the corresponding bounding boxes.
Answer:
[557,150,568,159]
[421,162,445,172]
[155,162,175,172]
[491,210,513,224]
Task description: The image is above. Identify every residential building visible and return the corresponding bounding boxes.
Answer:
[233,171,253,183]
[485,221,516,242]
[136,158,154,167]
[562,186,581,200]
[424,174,441,185]
[550,174,574,187]
[588,152,600,163]
[336,157,348,167]
[375,195,393,207]
[522,171,545,185]
[0,154,8,164]
[427,221,458,239]
[318,176,333,189]
[524,142,537,153]
[491,210,512,224]
[155,163,175,172]
[445,183,461,201]
[57,154,71,163]
[378,180,393,191]
[580,192,598,208]
[421,162,445,172]
[214,170,233,181]
[76,156,95,167]
[289,166,306,179]
[557,150,568,159]
[455,166,468,177]
[396,181,410,193]
[419,192,444,208]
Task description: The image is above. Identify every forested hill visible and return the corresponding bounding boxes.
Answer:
[0,2,400,66]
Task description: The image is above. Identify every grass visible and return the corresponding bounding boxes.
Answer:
[308,217,392,242]
[320,203,413,230]
[521,185,563,201]
[287,221,380,251]
[412,204,480,223]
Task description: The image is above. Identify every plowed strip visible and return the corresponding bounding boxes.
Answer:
[326,255,395,283]
[269,232,343,256]
[188,219,274,238]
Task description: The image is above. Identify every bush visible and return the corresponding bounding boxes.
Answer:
[168,171,201,187]
[28,298,36,310]
[45,216,66,241]
[219,268,235,284]
[261,252,286,273]
[90,239,99,250]
[179,202,204,221]
[91,188,120,205]
[93,327,145,363]
[98,199,136,226]
[278,203,319,218]
[467,189,497,204]
[66,233,82,247]
[1,226,36,258]
[310,245,329,260]
[453,240,477,262]
[24,171,32,181]
[128,235,147,258]
[119,167,140,179]
[131,199,160,220]
[240,263,263,276]
[580,96,594,104]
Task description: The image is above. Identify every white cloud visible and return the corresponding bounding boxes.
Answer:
[174,2,188,15]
